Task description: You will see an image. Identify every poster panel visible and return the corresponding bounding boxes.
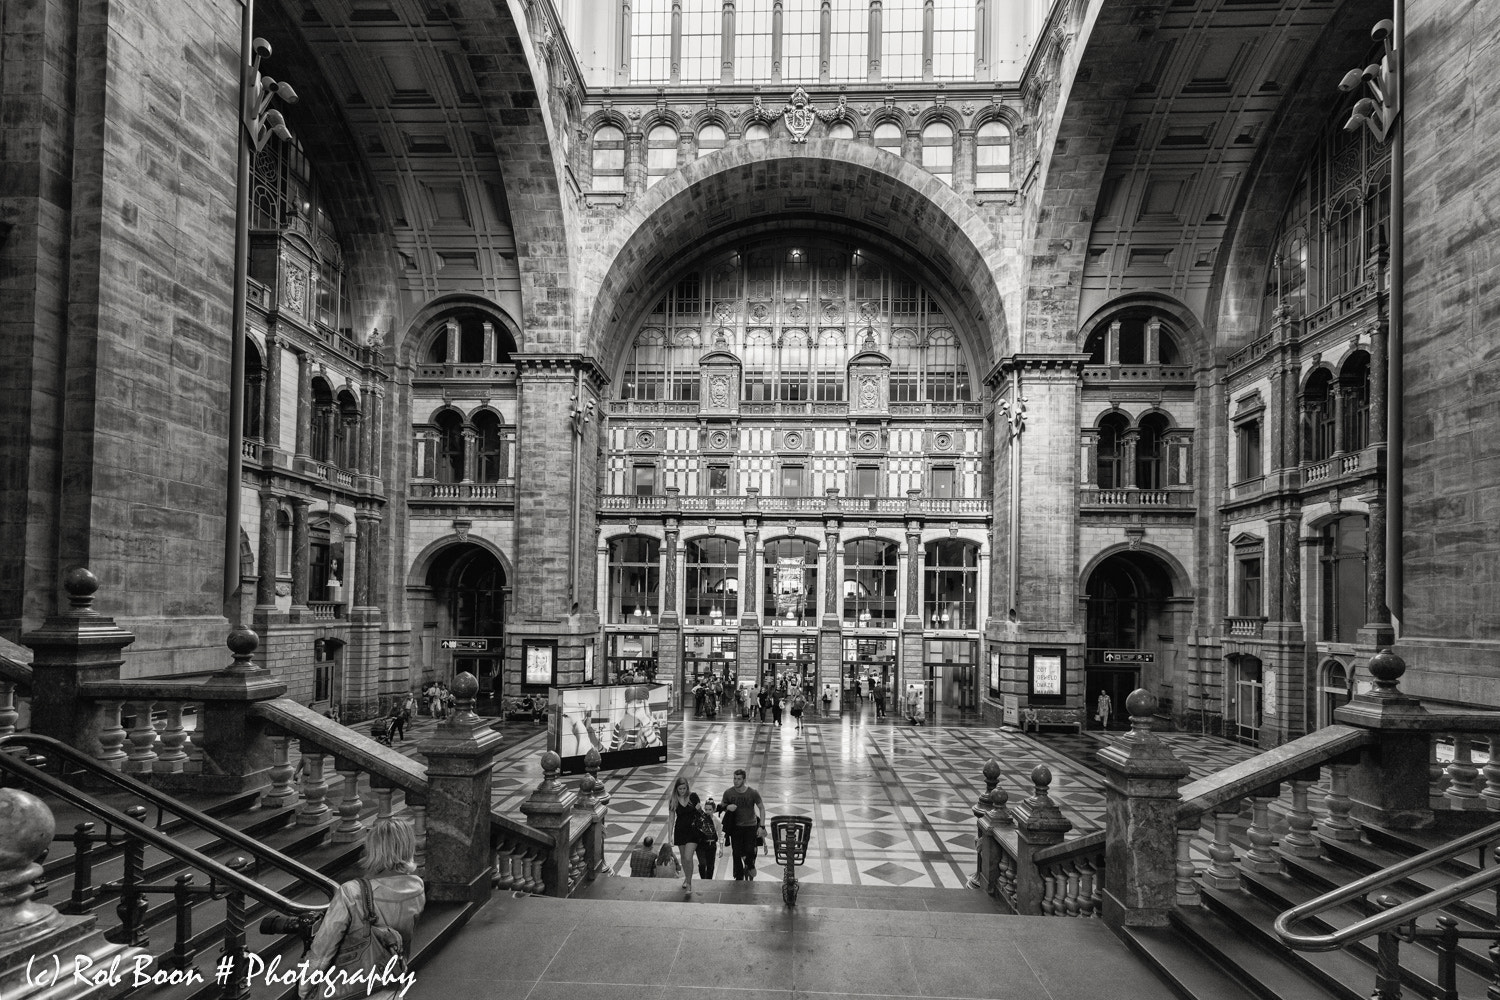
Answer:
[549,682,670,775]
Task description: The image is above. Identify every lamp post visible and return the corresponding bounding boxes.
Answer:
[1339,11,1402,632]
[225,0,298,618]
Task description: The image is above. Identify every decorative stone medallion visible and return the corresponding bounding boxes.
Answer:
[636,430,655,448]
[708,430,730,450]
[783,431,803,450]
[857,431,879,451]
[934,431,954,451]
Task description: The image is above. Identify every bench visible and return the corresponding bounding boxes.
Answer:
[1021,707,1084,735]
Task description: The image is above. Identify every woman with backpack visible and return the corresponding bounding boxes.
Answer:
[692,793,720,880]
[299,816,423,999]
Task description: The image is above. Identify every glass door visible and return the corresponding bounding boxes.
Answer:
[763,635,817,694]
[1232,657,1264,745]
[924,639,976,715]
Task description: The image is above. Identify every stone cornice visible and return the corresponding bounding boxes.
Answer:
[985,353,1091,386]
[512,353,610,390]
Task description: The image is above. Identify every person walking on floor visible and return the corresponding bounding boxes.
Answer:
[771,692,783,727]
[789,689,807,733]
[664,776,701,894]
[717,768,766,880]
[693,793,720,880]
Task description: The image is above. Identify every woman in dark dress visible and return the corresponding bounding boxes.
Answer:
[665,776,699,894]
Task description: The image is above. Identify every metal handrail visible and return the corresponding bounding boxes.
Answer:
[0,732,337,910]
[1273,817,1500,951]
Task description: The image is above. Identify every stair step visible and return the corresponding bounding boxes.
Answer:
[1122,925,1263,1000]
[1170,903,1346,1000]
[572,875,1010,913]
[1314,835,1499,928]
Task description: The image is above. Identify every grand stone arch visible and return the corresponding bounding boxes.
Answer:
[579,140,1015,372]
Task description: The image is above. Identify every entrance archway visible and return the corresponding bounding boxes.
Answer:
[419,544,507,707]
[1083,551,1176,731]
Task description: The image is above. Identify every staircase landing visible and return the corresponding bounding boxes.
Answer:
[574,873,1007,912]
[402,892,1163,1000]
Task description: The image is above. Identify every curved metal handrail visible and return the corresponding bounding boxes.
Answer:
[0,732,337,911]
[1273,817,1500,951]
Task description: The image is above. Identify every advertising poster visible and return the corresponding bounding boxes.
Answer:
[549,682,670,774]
[774,556,806,617]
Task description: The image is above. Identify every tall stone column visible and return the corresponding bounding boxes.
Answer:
[671,1,683,84]
[819,517,843,703]
[660,514,681,690]
[618,0,633,85]
[461,428,478,483]
[901,520,924,694]
[771,0,784,82]
[921,0,934,80]
[956,129,976,193]
[294,351,312,461]
[739,520,762,683]
[369,388,384,482]
[366,514,385,612]
[290,497,310,612]
[353,512,375,612]
[719,1,734,84]
[867,0,882,82]
[257,493,279,610]
[626,130,646,195]
[819,0,832,84]
[445,318,460,364]
[263,334,282,457]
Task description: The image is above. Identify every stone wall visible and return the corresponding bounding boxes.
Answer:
[1399,0,1500,695]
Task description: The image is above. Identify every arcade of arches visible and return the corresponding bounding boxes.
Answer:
[6,0,1497,759]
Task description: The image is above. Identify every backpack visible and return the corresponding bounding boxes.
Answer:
[695,808,716,844]
[330,879,406,999]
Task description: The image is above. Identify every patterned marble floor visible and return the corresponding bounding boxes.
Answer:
[474,704,1269,890]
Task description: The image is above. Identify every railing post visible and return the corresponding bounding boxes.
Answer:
[1444,737,1484,810]
[1336,649,1435,829]
[972,759,1001,893]
[1009,765,1072,916]
[330,757,365,844]
[1281,768,1322,858]
[195,627,288,793]
[1483,736,1500,812]
[123,700,159,774]
[261,736,297,808]
[419,672,502,903]
[521,749,581,896]
[0,680,19,740]
[1323,760,1361,840]
[1243,784,1284,873]
[1095,690,1189,928]
[155,702,190,774]
[23,567,136,758]
[1203,799,1244,890]
[1372,894,1404,1000]
[1175,816,1202,907]
[0,787,65,946]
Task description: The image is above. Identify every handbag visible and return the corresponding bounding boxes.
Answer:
[329,879,406,999]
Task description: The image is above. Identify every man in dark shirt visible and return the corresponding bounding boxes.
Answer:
[717,768,766,880]
[629,836,658,877]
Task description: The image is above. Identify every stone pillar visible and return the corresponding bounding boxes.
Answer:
[618,0,633,85]
[1095,690,1189,928]
[1335,650,1434,829]
[974,0,988,78]
[770,0,784,83]
[867,0,882,82]
[956,128,976,194]
[626,130,646,195]
[263,334,282,457]
[366,514,385,612]
[353,513,375,612]
[1278,360,1299,471]
[290,498,310,612]
[520,749,581,896]
[819,0,832,84]
[461,428,478,483]
[445,318,460,364]
[294,351,312,461]
[421,673,504,902]
[23,568,134,755]
[719,1,734,85]
[740,520,762,683]
[257,493,279,610]
[1009,765,1073,916]
[660,515,681,689]
[196,627,290,793]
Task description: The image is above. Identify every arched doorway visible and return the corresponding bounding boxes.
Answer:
[423,544,507,707]
[1083,552,1174,730]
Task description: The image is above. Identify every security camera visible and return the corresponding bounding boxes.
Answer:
[252,37,273,60]
[1339,68,1365,93]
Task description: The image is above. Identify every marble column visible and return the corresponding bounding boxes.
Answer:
[445,318,460,363]
[290,498,310,610]
[421,674,504,903]
[354,513,375,611]
[461,428,478,484]
[257,493,279,610]
[263,334,282,455]
[1095,690,1189,928]
[294,351,312,460]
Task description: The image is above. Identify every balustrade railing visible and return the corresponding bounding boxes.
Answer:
[599,494,991,517]
[1225,615,1268,638]
[1079,488,1193,508]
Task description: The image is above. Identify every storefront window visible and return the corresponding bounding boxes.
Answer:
[843,539,899,624]
[685,537,739,623]
[607,632,658,683]
[684,633,737,684]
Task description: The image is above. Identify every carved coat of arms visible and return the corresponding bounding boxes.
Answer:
[783,87,816,143]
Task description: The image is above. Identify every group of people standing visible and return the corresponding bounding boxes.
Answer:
[632,767,767,891]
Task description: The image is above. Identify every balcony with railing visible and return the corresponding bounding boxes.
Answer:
[414,363,518,383]
[607,399,983,418]
[1301,444,1383,490]
[1225,615,1268,638]
[599,493,992,518]
[1081,364,1195,386]
[409,481,517,504]
[1078,487,1195,510]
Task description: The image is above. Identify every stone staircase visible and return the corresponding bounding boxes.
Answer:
[572,870,1012,913]
[8,776,475,1000]
[1126,818,1500,1000]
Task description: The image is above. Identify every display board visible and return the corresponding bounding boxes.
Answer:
[549,682,670,774]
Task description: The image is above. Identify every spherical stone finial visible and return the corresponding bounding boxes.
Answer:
[1126,688,1157,719]
[982,759,1002,784]
[62,566,99,610]
[1030,764,1052,792]
[1368,648,1406,690]
[584,747,602,771]
[227,626,259,657]
[540,749,562,774]
[452,671,479,700]
[0,788,55,870]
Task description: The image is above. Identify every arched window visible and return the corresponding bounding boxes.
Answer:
[924,539,978,630]
[975,121,1011,189]
[275,508,292,576]
[874,122,903,159]
[697,123,726,157]
[921,121,954,185]
[1303,369,1336,462]
[1320,515,1368,642]
[591,125,625,192]
[426,314,500,365]
[450,546,505,637]
[473,410,506,483]
[1096,413,1129,489]
[244,339,264,440]
[685,537,739,622]
[843,539,898,625]
[646,124,678,186]
[310,379,336,463]
[1324,194,1361,299]
[763,538,818,622]
[434,410,465,484]
[743,123,771,141]
[334,390,359,469]
[1320,661,1350,728]
[1339,353,1371,453]
[1135,413,1170,490]
[607,536,660,624]
[827,122,855,140]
